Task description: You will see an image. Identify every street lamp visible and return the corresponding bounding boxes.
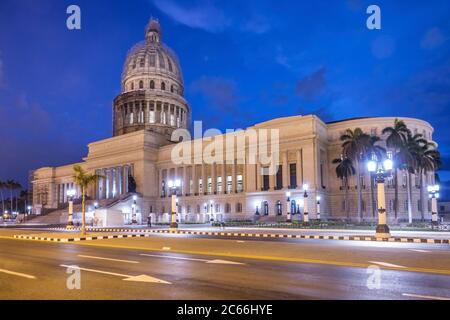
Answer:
[303,184,309,225]
[428,184,440,228]
[66,189,76,229]
[367,156,393,239]
[286,192,291,222]
[316,196,321,220]
[27,205,32,215]
[131,195,138,224]
[168,179,181,230]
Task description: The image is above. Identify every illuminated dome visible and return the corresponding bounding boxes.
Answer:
[113,19,190,139]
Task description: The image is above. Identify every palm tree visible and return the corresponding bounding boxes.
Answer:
[339,128,371,221]
[73,165,103,236]
[413,140,441,220]
[5,180,17,213]
[382,119,410,221]
[0,180,5,213]
[13,182,22,212]
[404,133,428,222]
[332,156,356,220]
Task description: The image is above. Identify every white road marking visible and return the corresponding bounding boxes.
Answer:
[0,268,36,279]
[140,253,245,265]
[402,293,450,300]
[368,261,407,268]
[162,247,171,250]
[236,240,245,243]
[408,249,431,253]
[77,255,139,264]
[59,264,171,284]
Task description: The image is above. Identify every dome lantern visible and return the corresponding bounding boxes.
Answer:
[145,18,161,44]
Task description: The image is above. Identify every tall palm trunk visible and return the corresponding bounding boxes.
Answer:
[419,170,425,221]
[81,186,86,236]
[394,168,398,222]
[345,178,349,220]
[355,161,362,222]
[9,188,13,213]
[407,171,413,224]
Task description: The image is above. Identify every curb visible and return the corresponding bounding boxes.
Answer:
[13,233,148,242]
[23,227,450,244]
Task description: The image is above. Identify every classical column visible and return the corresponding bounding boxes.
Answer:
[108,168,114,199]
[201,163,206,194]
[221,163,226,194]
[282,151,289,189]
[211,163,217,194]
[183,166,188,195]
[296,149,302,188]
[256,163,261,191]
[192,165,198,195]
[231,161,237,193]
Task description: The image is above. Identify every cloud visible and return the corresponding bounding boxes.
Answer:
[153,0,230,33]
[421,27,447,50]
[296,67,327,101]
[190,76,240,111]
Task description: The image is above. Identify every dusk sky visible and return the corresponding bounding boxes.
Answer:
[0,0,449,195]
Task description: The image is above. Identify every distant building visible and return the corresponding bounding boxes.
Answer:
[438,201,450,222]
[30,19,437,225]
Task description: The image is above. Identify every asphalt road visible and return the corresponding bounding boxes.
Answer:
[0,233,450,300]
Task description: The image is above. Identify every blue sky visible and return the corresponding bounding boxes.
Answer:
[0,0,449,195]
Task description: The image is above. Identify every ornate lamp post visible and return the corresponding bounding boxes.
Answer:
[367,156,393,239]
[316,196,321,220]
[27,205,32,215]
[131,195,138,224]
[303,184,309,225]
[428,184,440,228]
[168,179,181,230]
[286,191,291,222]
[66,189,76,229]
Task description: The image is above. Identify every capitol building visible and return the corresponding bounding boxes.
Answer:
[31,19,435,226]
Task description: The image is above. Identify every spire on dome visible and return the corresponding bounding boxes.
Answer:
[145,18,161,44]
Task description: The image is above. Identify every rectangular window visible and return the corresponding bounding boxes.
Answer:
[199,179,203,194]
[237,175,243,192]
[289,163,297,188]
[276,165,283,189]
[217,176,222,193]
[262,173,269,191]
[227,176,232,193]
[149,55,156,67]
[207,177,212,194]
[149,111,155,123]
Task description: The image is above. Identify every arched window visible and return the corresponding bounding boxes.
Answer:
[150,80,155,89]
[139,80,143,89]
[276,201,282,215]
[130,82,134,90]
[161,82,166,91]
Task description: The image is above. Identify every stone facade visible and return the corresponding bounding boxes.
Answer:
[31,19,436,224]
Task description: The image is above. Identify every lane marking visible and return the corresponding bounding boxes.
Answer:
[408,249,430,253]
[62,242,450,276]
[369,261,407,268]
[77,254,139,264]
[0,268,36,279]
[59,264,171,284]
[402,293,450,300]
[162,247,171,250]
[140,253,245,265]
